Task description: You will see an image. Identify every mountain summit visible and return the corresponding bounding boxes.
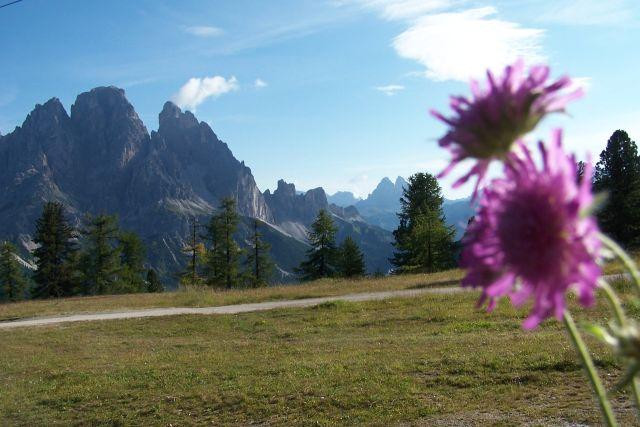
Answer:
[0,87,393,282]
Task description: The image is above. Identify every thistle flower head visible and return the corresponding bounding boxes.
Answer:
[431,60,583,197]
[460,129,601,329]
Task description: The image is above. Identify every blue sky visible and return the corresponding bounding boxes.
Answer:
[1,0,639,199]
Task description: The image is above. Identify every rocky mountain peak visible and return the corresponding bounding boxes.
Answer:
[158,101,199,132]
[22,98,70,134]
[394,176,407,189]
[69,86,148,170]
[274,179,297,197]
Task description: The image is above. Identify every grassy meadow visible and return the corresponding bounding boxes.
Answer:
[1,273,640,425]
[0,270,463,321]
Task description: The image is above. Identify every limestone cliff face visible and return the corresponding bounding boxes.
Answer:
[0,87,273,277]
[0,87,394,280]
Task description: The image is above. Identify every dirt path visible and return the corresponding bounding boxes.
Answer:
[0,286,466,330]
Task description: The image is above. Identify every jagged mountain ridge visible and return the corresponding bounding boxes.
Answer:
[0,86,393,282]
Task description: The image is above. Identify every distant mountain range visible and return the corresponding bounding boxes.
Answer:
[328,177,475,238]
[0,86,394,285]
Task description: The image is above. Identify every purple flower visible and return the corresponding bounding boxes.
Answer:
[460,129,601,329]
[431,60,583,198]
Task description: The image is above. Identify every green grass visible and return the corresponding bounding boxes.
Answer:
[1,275,639,425]
[0,270,462,321]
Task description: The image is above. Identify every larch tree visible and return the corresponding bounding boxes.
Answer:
[337,236,366,278]
[0,242,28,302]
[244,219,274,288]
[297,209,338,280]
[32,202,78,298]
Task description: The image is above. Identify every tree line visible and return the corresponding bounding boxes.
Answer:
[0,202,163,302]
[181,198,368,286]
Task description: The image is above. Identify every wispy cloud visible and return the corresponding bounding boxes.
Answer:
[172,75,239,111]
[393,7,544,82]
[183,25,224,37]
[340,1,545,82]
[375,84,404,95]
[538,0,636,26]
[254,78,268,88]
[352,0,460,20]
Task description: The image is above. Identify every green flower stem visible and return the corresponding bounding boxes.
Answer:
[598,279,640,417]
[563,310,618,426]
[598,279,627,326]
[599,233,640,295]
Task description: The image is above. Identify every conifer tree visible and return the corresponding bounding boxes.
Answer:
[146,268,164,293]
[392,172,455,273]
[206,198,242,288]
[297,209,338,280]
[337,236,365,278]
[594,130,640,247]
[0,242,27,302]
[32,202,77,298]
[180,216,204,287]
[118,231,146,293]
[244,219,274,287]
[80,214,122,295]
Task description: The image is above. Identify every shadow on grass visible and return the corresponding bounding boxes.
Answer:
[407,279,460,290]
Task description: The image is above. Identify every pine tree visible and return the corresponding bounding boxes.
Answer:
[297,209,338,280]
[118,231,146,293]
[392,172,455,273]
[180,216,204,287]
[594,130,640,247]
[206,198,243,288]
[80,214,122,295]
[146,268,164,293]
[32,202,78,298]
[244,219,274,287]
[337,236,365,278]
[0,242,27,302]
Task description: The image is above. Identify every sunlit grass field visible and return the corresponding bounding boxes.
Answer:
[0,270,462,321]
[1,274,639,425]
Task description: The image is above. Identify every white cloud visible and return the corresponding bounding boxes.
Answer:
[172,75,239,111]
[375,84,405,95]
[538,0,635,26]
[392,7,545,82]
[183,25,224,37]
[254,78,268,88]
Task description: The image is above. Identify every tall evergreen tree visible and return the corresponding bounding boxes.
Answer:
[337,236,366,278]
[32,202,77,298]
[118,231,146,293]
[594,130,640,247]
[0,242,27,302]
[180,216,204,287]
[80,214,122,295]
[297,209,338,280]
[244,219,275,288]
[146,268,164,293]
[206,198,242,288]
[392,172,455,273]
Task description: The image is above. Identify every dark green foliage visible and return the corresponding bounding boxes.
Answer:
[205,198,243,288]
[118,231,147,293]
[0,242,27,302]
[392,172,455,273]
[79,214,123,295]
[337,236,365,278]
[145,268,164,293]
[594,130,640,247]
[297,209,338,280]
[32,202,78,298]
[243,219,275,288]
